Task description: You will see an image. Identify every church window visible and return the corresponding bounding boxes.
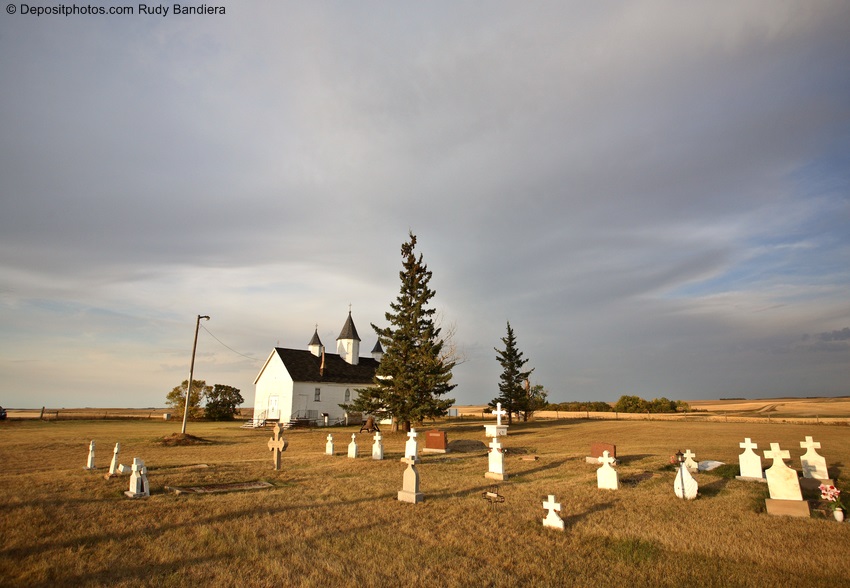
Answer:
[314,388,321,402]
[344,389,350,402]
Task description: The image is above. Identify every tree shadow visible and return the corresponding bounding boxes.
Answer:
[699,477,730,498]
[562,499,617,526]
[615,454,654,466]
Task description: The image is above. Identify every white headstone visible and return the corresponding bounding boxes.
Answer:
[124,458,149,498]
[542,495,565,531]
[764,443,803,501]
[683,449,698,473]
[738,438,763,479]
[494,403,507,426]
[325,434,334,456]
[485,437,506,480]
[596,450,619,490]
[108,442,120,475]
[372,431,384,460]
[485,403,509,437]
[397,458,424,504]
[84,440,96,470]
[347,434,358,458]
[799,436,829,480]
[674,463,698,500]
[404,428,420,462]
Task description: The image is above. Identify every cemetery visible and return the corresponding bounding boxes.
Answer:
[0,416,847,586]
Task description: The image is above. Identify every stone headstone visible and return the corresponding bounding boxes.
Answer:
[108,442,121,475]
[84,440,96,470]
[683,449,699,474]
[586,442,617,464]
[542,495,565,531]
[372,431,384,460]
[764,443,802,501]
[484,402,508,437]
[764,442,810,517]
[325,434,334,456]
[403,428,420,463]
[423,430,448,454]
[737,438,763,480]
[397,458,424,504]
[267,423,288,470]
[799,436,829,480]
[124,458,150,498]
[485,437,506,481]
[674,463,698,500]
[347,434,358,458]
[597,450,619,490]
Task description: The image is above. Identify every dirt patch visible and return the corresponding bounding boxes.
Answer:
[159,433,213,446]
[447,439,487,453]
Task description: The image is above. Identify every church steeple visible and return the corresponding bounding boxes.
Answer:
[337,310,361,365]
[308,326,324,357]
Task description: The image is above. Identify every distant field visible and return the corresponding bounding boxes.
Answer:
[0,417,847,587]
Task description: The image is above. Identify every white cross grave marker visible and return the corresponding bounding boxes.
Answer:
[267,423,288,470]
[124,458,150,498]
[372,431,384,460]
[494,403,507,426]
[108,442,121,476]
[737,438,763,479]
[683,449,698,473]
[542,495,565,530]
[799,436,829,479]
[404,428,420,461]
[325,434,334,456]
[764,442,802,501]
[348,433,358,459]
[84,440,96,470]
[597,450,619,490]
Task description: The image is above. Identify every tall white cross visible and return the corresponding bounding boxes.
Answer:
[326,434,333,443]
[800,436,821,451]
[374,431,382,443]
[351,433,357,442]
[407,428,417,441]
[739,438,758,452]
[494,403,507,426]
[764,442,790,463]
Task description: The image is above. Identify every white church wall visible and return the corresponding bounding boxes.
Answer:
[253,354,294,424]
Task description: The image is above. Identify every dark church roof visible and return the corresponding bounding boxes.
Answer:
[336,311,361,341]
[308,329,323,347]
[274,348,377,384]
[371,340,383,353]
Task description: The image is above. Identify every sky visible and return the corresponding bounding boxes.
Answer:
[1,2,848,409]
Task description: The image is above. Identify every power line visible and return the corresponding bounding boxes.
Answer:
[200,324,260,362]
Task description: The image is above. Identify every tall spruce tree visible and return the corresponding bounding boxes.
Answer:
[490,321,534,425]
[349,232,455,432]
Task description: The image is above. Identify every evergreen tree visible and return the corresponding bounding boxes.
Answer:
[490,321,534,425]
[348,232,455,432]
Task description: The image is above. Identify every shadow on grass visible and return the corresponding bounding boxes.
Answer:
[616,454,655,465]
[563,499,617,527]
[699,477,730,498]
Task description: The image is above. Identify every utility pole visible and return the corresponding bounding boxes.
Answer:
[181,314,210,434]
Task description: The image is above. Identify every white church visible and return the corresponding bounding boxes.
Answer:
[251,312,383,427]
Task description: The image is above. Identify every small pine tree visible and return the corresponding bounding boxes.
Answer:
[490,321,534,425]
[348,232,456,432]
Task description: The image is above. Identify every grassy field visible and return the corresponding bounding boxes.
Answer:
[0,417,848,587]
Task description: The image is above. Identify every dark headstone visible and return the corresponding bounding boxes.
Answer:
[423,430,448,453]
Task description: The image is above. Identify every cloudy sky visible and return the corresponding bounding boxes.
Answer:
[1,2,848,409]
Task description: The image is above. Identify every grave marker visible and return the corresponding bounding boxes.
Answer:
[325,434,334,456]
[484,402,508,437]
[736,438,764,481]
[683,449,699,474]
[596,450,619,490]
[372,431,384,460]
[267,423,288,470]
[542,495,565,531]
[83,441,96,470]
[348,434,358,458]
[799,436,829,480]
[763,442,810,518]
[108,442,120,476]
[423,430,448,454]
[124,458,150,498]
[485,437,506,481]
[674,462,698,500]
[403,428,420,463]
[585,442,617,465]
[397,458,424,504]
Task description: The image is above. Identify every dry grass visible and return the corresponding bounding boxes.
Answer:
[0,417,848,587]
